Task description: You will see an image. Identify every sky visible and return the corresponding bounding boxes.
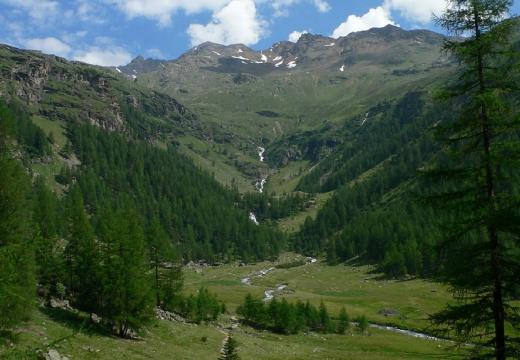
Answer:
[0,0,519,67]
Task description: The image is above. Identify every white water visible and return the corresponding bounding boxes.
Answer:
[369,324,441,341]
[255,146,268,193]
[256,178,267,193]
[249,212,259,225]
[258,147,265,162]
[361,112,369,126]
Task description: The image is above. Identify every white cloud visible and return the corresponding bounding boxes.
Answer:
[313,0,330,13]
[23,37,72,57]
[76,0,106,24]
[0,0,59,21]
[106,0,230,26]
[384,0,447,24]
[288,30,308,42]
[332,6,396,38]
[74,47,133,66]
[187,0,265,46]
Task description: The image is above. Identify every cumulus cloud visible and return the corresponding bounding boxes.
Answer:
[23,37,72,57]
[187,0,265,46]
[332,6,396,38]
[74,46,133,66]
[313,0,330,13]
[288,30,308,42]
[384,0,447,24]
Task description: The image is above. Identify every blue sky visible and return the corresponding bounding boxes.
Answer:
[1,0,519,66]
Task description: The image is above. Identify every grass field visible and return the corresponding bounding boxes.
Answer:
[183,255,451,331]
[1,254,467,360]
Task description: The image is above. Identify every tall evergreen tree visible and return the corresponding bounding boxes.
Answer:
[147,216,177,307]
[0,137,35,330]
[318,300,331,333]
[64,186,100,311]
[427,1,520,358]
[32,177,63,294]
[337,307,350,335]
[99,205,154,337]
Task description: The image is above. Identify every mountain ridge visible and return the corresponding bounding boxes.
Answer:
[116,25,448,78]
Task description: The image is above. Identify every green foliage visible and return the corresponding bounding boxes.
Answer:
[240,192,311,222]
[64,185,101,312]
[356,315,369,334]
[237,295,345,335]
[0,138,35,330]
[97,205,154,337]
[426,1,520,358]
[220,336,240,360]
[69,124,285,262]
[337,307,350,334]
[174,287,225,324]
[0,101,50,157]
[293,92,446,277]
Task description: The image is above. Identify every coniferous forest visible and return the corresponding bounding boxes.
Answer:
[1,1,520,359]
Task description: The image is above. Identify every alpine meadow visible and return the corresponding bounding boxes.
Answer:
[1,1,520,359]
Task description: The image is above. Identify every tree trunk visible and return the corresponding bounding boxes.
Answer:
[474,9,506,360]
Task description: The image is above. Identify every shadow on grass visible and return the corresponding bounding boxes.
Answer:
[0,330,17,344]
[40,307,112,338]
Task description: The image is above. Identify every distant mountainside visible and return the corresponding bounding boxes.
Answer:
[115,25,454,192]
[119,25,447,78]
[0,25,456,196]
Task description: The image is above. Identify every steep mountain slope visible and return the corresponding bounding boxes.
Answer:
[123,25,455,192]
[0,45,284,262]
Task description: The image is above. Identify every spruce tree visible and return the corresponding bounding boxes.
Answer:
[99,205,154,337]
[64,186,100,311]
[32,177,63,295]
[147,216,177,307]
[318,300,331,333]
[0,139,35,330]
[426,1,520,358]
[337,307,350,335]
[219,336,240,360]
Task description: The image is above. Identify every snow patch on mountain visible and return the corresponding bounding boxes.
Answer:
[324,43,335,47]
[287,61,297,69]
[340,64,345,72]
[232,55,250,61]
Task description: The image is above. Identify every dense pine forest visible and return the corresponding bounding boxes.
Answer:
[0,100,284,338]
[292,92,445,277]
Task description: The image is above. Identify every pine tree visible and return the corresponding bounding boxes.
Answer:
[337,307,350,335]
[220,336,240,360]
[426,2,520,358]
[32,177,63,295]
[357,315,369,334]
[0,140,35,330]
[147,217,177,307]
[99,205,154,337]
[318,300,331,333]
[64,186,100,312]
